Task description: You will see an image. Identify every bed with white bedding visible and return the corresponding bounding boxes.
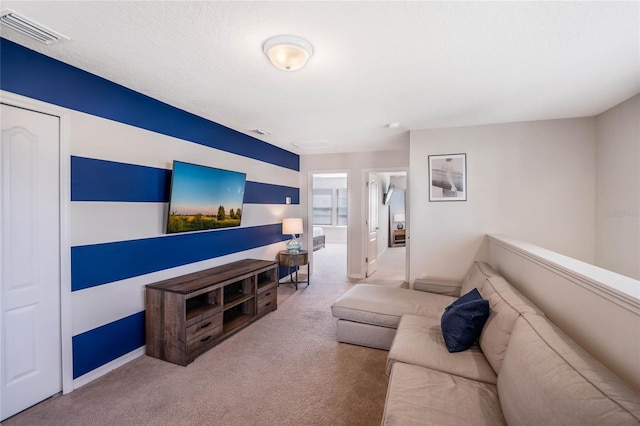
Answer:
[313,226,325,251]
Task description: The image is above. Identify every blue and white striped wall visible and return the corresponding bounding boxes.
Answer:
[1,38,300,382]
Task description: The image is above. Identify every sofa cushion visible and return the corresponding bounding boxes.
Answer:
[460,261,502,296]
[387,314,497,384]
[477,275,541,373]
[441,288,490,352]
[498,314,640,425]
[413,278,462,297]
[331,284,455,328]
[382,362,506,426]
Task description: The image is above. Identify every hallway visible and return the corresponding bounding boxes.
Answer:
[313,243,407,288]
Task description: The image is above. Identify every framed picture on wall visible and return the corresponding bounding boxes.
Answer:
[428,153,467,201]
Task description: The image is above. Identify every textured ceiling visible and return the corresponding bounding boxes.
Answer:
[1,1,638,155]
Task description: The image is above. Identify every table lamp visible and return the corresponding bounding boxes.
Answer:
[393,213,405,230]
[282,218,303,252]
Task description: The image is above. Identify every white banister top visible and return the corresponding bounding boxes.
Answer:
[487,234,640,303]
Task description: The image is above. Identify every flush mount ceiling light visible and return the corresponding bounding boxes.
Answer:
[263,35,313,71]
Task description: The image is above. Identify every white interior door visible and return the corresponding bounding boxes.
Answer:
[366,179,379,277]
[1,104,61,420]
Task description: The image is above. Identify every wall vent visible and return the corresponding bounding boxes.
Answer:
[0,9,69,45]
[291,140,336,150]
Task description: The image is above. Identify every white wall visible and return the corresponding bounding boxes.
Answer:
[595,94,640,280]
[410,118,596,282]
[302,150,409,278]
[390,175,407,191]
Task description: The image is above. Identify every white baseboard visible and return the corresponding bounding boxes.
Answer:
[72,346,145,390]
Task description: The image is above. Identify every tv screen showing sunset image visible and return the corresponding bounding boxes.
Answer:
[166,161,246,234]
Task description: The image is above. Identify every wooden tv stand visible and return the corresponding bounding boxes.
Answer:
[145,259,278,366]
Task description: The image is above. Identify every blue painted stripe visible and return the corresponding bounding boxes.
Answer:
[72,311,145,379]
[71,156,171,202]
[0,38,299,171]
[71,156,298,203]
[72,224,287,291]
[245,181,299,204]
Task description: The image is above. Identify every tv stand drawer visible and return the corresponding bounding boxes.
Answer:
[257,292,277,315]
[187,328,219,356]
[186,313,223,343]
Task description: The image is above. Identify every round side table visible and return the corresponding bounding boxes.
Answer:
[277,250,309,290]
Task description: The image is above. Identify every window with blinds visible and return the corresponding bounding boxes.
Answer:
[312,187,348,226]
[312,188,333,225]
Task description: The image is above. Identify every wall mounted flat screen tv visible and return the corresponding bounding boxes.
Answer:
[166,161,246,234]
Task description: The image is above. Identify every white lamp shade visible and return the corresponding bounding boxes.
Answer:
[282,218,303,235]
[393,213,405,223]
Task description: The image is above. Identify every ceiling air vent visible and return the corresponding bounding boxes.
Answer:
[0,9,69,45]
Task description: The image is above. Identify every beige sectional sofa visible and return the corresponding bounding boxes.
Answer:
[330,262,640,425]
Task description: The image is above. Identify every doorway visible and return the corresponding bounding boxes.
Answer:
[1,104,62,420]
[365,170,408,284]
[310,173,348,277]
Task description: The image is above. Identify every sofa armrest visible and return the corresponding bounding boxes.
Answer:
[413,278,462,297]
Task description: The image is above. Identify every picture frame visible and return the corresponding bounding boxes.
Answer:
[428,153,467,202]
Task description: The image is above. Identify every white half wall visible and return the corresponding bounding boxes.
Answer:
[595,94,640,280]
[488,234,640,391]
[409,117,596,282]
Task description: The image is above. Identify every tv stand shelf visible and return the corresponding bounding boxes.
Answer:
[145,259,278,366]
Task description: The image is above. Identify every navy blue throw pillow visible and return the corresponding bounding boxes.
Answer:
[440,288,490,353]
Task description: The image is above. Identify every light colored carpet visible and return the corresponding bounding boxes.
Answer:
[4,244,406,426]
[312,243,407,289]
